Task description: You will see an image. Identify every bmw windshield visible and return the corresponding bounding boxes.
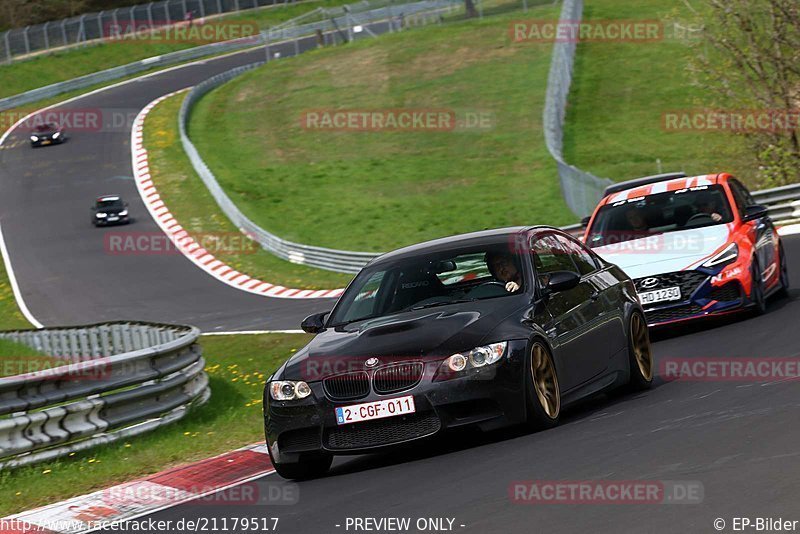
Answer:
[328,244,527,326]
[587,184,734,248]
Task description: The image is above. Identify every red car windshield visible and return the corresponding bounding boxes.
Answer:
[586,184,734,248]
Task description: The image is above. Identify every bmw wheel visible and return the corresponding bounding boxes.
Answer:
[526,341,560,429]
[626,311,653,391]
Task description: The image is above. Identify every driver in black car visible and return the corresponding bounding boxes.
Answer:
[485,251,523,293]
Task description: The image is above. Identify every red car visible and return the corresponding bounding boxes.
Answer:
[582,172,789,326]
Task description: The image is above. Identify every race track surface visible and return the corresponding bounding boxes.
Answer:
[0,37,354,332]
[128,238,800,533]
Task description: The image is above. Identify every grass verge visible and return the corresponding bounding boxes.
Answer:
[188,2,574,253]
[562,0,755,185]
[0,332,311,517]
[0,255,30,330]
[144,92,353,288]
[0,0,354,100]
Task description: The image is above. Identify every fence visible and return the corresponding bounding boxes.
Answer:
[542,0,613,218]
[1,0,299,63]
[179,0,461,273]
[0,321,207,469]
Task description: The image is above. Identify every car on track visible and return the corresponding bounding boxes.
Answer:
[582,172,789,327]
[29,123,65,147]
[263,226,653,479]
[91,195,130,226]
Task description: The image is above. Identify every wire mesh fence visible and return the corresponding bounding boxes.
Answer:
[0,0,298,63]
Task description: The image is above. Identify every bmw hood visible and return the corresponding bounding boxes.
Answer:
[277,299,524,381]
[592,225,732,279]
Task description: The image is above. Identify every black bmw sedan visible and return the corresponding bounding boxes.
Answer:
[29,123,65,147]
[264,226,653,479]
[91,195,130,226]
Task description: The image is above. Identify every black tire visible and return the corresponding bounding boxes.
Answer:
[271,451,332,480]
[750,258,767,315]
[625,311,653,391]
[778,241,790,297]
[525,340,561,430]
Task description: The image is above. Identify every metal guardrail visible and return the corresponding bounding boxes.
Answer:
[179,0,460,273]
[542,0,800,222]
[1,0,295,64]
[542,0,612,218]
[0,35,264,114]
[0,321,208,469]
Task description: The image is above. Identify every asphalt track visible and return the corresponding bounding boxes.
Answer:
[107,238,800,534]
[3,13,800,534]
[0,28,391,332]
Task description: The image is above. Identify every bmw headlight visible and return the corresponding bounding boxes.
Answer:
[702,242,738,268]
[119,210,128,216]
[439,342,507,377]
[52,132,60,139]
[269,380,312,401]
[96,212,107,218]
[30,135,38,141]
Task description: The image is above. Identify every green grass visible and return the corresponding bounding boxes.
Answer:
[562,0,755,185]
[188,3,575,253]
[0,332,311,516]
[144,92,353,288]
[0,0,354,100]
[0,339,61,377]
[0,256,30,330]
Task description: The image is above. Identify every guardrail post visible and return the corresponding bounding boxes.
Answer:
[198,0,206,18]
[147,4,154,27]
[4,31,12,63]
[97,12,104,40]
[216,0,223,15]
[22,26,30,55]
[164,3,171,25]
[43,22,50,50]
[78,15,87,45]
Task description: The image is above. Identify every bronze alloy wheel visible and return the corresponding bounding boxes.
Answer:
[630,313,653,381]
[530,343,560,419]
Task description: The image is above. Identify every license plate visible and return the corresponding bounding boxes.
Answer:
[335,395,415,425]
[108,216,119,221]
[41,140,51,145]
[639,286,681,305]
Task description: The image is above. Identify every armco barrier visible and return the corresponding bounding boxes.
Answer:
[0,35,263,114]
[0,321,208,469]
[542,0,800,223]
[179,0,460,273]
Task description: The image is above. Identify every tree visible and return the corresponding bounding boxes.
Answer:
[693,0,800,186]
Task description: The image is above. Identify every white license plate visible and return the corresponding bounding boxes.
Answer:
[41,140,51,145]
[639,286,681,305]
[108,216,119,221]
[335,395,415,425]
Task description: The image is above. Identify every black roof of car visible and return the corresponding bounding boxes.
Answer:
[33,123,59,132]
[368,225,560,266]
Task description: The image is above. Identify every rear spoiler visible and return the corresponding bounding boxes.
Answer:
[603,172,687,197]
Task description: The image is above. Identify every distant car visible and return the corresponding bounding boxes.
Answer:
[583,172,789,327]
[91,195,130,226]
[264,226,653,479]
[29,123,65,147]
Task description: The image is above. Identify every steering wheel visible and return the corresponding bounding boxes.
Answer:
[686,212,713,224]
[466,281,507,299]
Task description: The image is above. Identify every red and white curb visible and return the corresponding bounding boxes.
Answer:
[778,223,800,237]
[2,443,272,534]
[130,90,344,300]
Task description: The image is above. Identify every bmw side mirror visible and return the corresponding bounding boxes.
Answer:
[546,271,581,293]
[580,216,591,228]
[301,311,329,334]
[742,204,768,222]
